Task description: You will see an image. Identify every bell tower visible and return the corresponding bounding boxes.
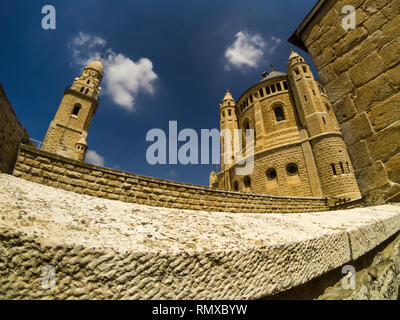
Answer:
[219,90,239,173]
[42,59,103,161]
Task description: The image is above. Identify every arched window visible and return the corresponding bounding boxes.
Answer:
[87,80,90,84]
[266,168,277,180]
[85,88,89,94]
[233,181,239,191]
[72,104,81,116]
[80,87,84,93]
[274,107,285,122]
[244,176,251,188]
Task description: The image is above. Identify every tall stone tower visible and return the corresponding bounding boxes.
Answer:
[287,50,360,199]
[218,91,239,189]
[42,59,103,161]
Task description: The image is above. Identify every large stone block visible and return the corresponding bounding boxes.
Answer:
[385,154,400,183]
[325,72,354,103]
[347,140,374,169]
[332,27,368,57]
[380,36,400,68]
[356,160,389,193]
[381,0,400,21]
[354,74,394,113]
[367,121,400,162]
[332,94,357,124]
[313,46,336,69]
[368,93,400,131]
[341,113,374,146]
[363,12,388,33]
[348,52,386,87]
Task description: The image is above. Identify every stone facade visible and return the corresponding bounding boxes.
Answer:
[214,51,361,201]
[0,83,29,174]
[12,143,354,214]
[289,0,400,205]
[42,60,103,162]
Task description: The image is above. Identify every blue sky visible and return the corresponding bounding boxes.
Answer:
[0,0,318,186]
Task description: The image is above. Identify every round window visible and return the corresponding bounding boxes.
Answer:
[266,168,277,180]
[286,163,298,175]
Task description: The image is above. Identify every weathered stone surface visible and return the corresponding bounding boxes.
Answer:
[325,73,354,103]
[347,141,373,169]
[380,36,400,68]
[0,173,399,300]
[368,93,400,131]
[341,112,374,146]
[332,94,357,124]
[385,154,400,183]
[356,161,389,193]
[348,52,386,87]
[354,74,394,112]
[367,121,400,162]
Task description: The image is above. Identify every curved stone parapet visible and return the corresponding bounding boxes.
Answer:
[0,174,399,300]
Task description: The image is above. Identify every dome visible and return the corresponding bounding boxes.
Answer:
[222,90,235,102]
[259,69,287,83]
[85,60,103,73]
[289,49,300,61]
[76,137,88,146]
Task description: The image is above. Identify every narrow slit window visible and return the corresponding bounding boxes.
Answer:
[331,164,337,176]
[283,81,288,90]
[266,86,271,95]
[340,162,345,174]
[259,88,264,97]
[304,95,307,101]
[346,162,350,172]
[85,88,89,94]
[294,68,300,75]
[271,84,276,93]
[276,83,282,91]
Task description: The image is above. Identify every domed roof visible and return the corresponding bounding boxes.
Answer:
[259,68,287,83]
[289,49,300,61]
[222,90,234,102]
[76,137,88,146]
[85,60,103,73]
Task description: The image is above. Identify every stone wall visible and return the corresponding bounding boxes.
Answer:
[289,0,400,205]
[12,144,340,214]
[0,83,29,174]
[0,173,399,300]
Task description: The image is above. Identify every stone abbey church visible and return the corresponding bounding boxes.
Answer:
[39,49,360,201]
[211,50,361,200]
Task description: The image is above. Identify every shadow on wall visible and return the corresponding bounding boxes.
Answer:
[265,231,400,300]
[0,83,30,174]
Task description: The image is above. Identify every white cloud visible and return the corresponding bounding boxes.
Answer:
[225,31,282,71]
[85,150,105,167]
[68,32,158,112]
[103,52,158,111]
